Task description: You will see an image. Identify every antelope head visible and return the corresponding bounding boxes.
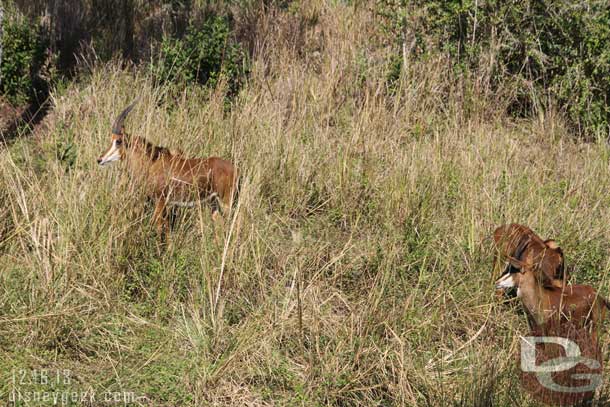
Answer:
[495,254,558,292]
[495,266,523,290]
[97,100,137,166]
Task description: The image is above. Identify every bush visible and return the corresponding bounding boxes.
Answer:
[0,7,49,105]
[150,14,248,97]
[377,0,610,136]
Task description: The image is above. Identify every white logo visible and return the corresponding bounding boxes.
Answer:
[521,336,602,393]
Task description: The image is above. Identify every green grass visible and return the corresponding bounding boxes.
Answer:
[1,1,610,406]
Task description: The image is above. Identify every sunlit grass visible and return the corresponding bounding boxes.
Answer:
[1,1,609,405]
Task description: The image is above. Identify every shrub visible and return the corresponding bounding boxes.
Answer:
[150,14,248,97]
[376,0,610,137]
[0,7,49,105]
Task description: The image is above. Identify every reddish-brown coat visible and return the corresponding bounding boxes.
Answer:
[493,223,566,288]
[99,132,238,239]
[500,268,608,342]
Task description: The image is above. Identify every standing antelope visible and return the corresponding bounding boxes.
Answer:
[97,100,238,238]
[493,226,608,405]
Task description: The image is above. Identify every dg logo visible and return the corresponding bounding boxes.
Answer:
[520,335,604,405]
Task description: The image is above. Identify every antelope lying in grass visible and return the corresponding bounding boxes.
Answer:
[495,256,609,341]
[498,265,608,406]
[493,224,608,337]
[493,223,567,291]
[97,101,238,238]
[493,225,608,404]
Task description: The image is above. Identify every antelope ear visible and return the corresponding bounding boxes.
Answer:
[534,259,561,288]
[539,271,560,288]
[544,239,559,250]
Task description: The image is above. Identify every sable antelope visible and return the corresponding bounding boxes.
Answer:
[493,225,608,405]
[506,271,607,407]
[493,223,566,291]
[97,101,238,238]
[495,258,609,341]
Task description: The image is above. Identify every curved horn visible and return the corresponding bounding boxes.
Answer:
[111,99,138,134]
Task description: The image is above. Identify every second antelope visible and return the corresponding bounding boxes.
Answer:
[493,223,609,340]
[492,223,567,292]
[495,259,609,336]
[97,101,239,238]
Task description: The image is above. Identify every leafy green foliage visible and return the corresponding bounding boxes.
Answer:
[377,0,610,136]
[0,10,48,105]
[150,15,248,96]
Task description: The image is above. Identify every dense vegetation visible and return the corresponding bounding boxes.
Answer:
[4,0,610,136]
[378,0,610,136]
[1,0,610,406]
[0,5,49,105]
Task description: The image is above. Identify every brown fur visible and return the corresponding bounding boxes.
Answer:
[493,223,566,288]
[98,131,238,239]
[496,265,608,342]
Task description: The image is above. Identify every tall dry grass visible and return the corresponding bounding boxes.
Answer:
[1,1,610,406]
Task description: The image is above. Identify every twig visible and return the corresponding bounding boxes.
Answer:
[213,194,242,316]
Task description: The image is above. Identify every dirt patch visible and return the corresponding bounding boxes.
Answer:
[0,99,26,132]
[0,97,51,145]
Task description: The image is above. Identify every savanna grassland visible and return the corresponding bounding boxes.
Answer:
[1,1,610,406]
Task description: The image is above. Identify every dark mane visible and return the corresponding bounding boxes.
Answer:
[129,135,171,161]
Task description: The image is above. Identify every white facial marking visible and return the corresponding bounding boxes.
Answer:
[99,141,121,165]
[495,273,516,289]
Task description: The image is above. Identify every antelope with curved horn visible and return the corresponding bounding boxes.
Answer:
[97,100,239,239]
[495,255,609,341]
[492,225,608,337]
[492,223,567,293]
